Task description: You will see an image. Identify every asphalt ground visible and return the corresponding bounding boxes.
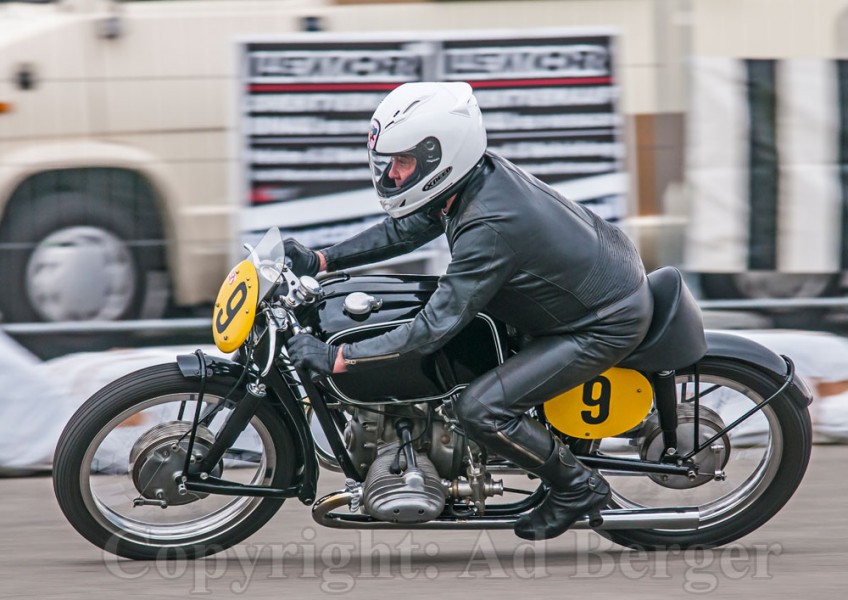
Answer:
[0,444,845,599]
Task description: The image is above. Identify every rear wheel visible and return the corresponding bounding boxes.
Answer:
[53,363,296,560]
[599,358,812,549]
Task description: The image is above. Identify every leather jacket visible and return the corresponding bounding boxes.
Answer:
[321,152,647,366]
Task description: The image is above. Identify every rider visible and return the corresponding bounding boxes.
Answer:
[285,81,654,540]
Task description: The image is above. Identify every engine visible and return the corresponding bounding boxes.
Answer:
[362,442,445,523]
[343,403,504,522]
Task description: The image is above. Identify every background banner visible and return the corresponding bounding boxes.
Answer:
[686,57,846,276]
[237,30,627,254]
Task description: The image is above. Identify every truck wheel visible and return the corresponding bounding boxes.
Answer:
[0,190,168,323]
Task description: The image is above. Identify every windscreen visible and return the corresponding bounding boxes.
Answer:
[248,227,286,302]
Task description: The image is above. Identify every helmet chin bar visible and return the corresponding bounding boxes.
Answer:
[371,136,442,201]
[380,156,486,219]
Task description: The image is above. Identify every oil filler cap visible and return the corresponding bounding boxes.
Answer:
[343,292,382,316]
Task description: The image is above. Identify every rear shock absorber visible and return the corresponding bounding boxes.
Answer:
[652,370,679,459]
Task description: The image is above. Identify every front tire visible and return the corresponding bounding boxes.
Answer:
[53,363,296,560]
[600,358,812,549]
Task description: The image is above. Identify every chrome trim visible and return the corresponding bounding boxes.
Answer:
[325,317,411,345]
[312,490,701,530]
[260,310,276,377]
[78,393,277,548]
[323,313,503,406]
[476,313,505,364]
[324,379,469,407]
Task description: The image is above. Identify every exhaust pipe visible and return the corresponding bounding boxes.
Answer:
[312,490,701,531]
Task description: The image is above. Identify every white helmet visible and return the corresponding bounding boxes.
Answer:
[367,81,487,218]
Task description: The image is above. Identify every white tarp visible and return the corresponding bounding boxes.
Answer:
[736,330,848,443]
[0,331,219,475]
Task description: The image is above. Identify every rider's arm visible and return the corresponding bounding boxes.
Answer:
[318,210,443,272]
[339,220,516,365]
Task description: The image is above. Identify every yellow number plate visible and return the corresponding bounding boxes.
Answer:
[543,368,652,439]
[212,260,259,353]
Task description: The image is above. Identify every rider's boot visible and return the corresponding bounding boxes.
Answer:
[513,439,611,541]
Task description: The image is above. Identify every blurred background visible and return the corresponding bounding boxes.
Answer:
[3,0,848,460]
[1,6,848,598]
[4,0,848,348]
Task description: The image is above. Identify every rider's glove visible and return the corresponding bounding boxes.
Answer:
[287,334,337,379]
[283,238,320,277]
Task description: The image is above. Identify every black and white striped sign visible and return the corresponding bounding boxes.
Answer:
[686,57,848,274]
[237,31,626,248]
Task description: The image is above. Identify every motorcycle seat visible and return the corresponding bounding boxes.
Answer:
[619,266,707,373]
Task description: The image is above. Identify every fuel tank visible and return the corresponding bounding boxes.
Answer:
[299,274,507,403]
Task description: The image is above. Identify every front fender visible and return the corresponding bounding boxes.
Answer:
[176,352,319,505]
[704,331,814,408]
[177,352,243,380]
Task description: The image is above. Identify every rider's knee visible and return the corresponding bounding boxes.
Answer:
[452,392,490,436]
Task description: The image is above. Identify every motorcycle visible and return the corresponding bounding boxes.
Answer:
[53,227,814,560]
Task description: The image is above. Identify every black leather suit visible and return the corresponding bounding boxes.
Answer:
[322,152,654,469]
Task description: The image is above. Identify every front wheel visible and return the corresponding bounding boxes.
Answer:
[598,357,812,549]
[53,363,296,560]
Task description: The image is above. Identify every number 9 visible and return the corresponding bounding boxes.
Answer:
[581,376,611,425]
[215,281,248,334]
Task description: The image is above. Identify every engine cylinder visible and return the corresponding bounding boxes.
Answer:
[362,442,446,523]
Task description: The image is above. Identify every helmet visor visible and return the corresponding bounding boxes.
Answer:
[369,137,442,199]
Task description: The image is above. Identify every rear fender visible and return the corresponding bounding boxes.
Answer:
[703,331,814,408]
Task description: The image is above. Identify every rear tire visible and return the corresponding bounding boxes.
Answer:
[53,363,296,560]
[600,358,812,550]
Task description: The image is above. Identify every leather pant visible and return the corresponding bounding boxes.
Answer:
[453,280,654,469]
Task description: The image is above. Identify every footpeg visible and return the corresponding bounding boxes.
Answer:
[588,507,604,528]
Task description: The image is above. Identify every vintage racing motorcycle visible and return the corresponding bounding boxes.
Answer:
[53,227,814,559]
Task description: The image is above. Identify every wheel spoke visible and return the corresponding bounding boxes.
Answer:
[80,392,277,545]
[52,365,295,559]
[600,367,783,530]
